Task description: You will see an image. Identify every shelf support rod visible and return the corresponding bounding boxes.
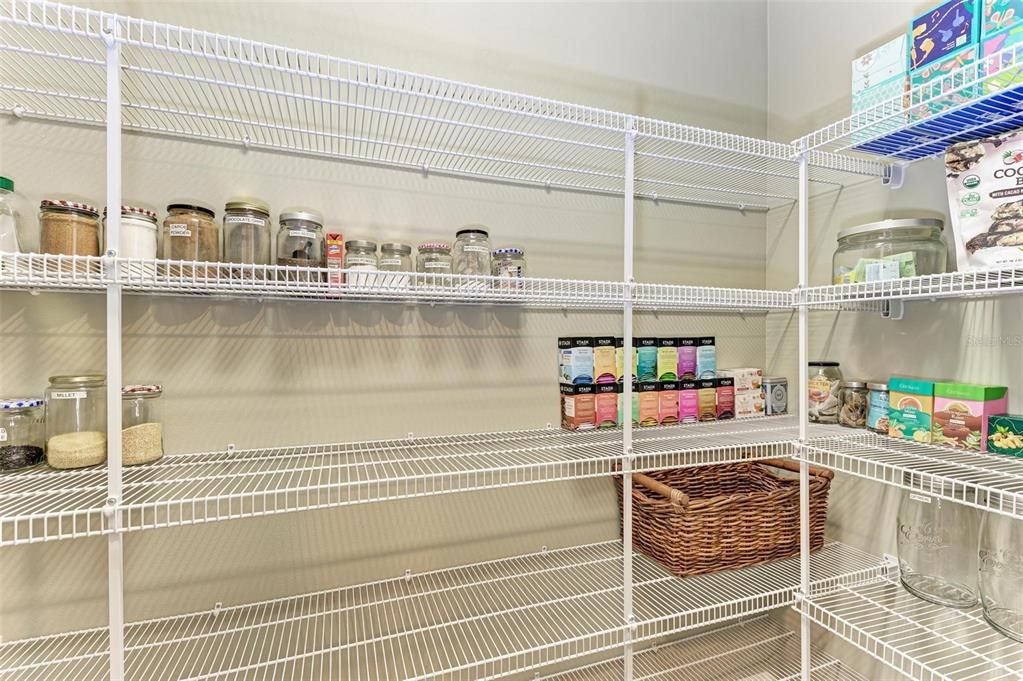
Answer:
[797,150,810,681]
[103,17,125,681]
[622,119,637,681]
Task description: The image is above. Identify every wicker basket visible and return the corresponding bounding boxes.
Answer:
[615,459,834,578]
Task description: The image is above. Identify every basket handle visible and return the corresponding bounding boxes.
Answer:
[760,457,834,481]
[632,472,689,506]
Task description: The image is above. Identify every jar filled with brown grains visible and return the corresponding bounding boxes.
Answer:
[40,199,101,256]
[161,203,219,275]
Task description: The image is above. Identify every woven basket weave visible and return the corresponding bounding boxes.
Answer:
[615,458,834,578]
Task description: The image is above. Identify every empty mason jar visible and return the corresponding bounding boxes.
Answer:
[344,239,378,287]
[223,197,271,269]
[897,486,979,608]
[379,242,412,289]
[453,225,491,289]
[416,241,452,286]
[980,511,1023,641]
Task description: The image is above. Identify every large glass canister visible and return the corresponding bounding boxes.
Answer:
[832,218,946,284]
[39,199,101,257]
[0,398,45,471]
[897,487,980,608]
[276,208,325,270]
[453,225,491,288]
[980,511,1023,642]
[45,374,107,469]
[122,384,164,466]
[223,197,272,267]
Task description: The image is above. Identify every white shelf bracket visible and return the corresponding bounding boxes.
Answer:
[882,299,905,321]
[882,164,905,190]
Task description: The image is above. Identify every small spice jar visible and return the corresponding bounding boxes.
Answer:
[223,197,272,268]
[344,239,378,287]
[122,385,163,466]
[763,377,788,416]
[867,382,890,435]
[808,361,843,424]
[417,241,452,285]
[162,203,219,276]
[379,242,413,288]
[0,398,45,472]
[453,225,492,287]
[40,199,101,256]
[45,374,106,469]
[492,247,526,288]
[105,205,159,260]
[839,380,869,429]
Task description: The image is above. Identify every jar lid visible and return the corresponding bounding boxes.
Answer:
[418,241,450,250]
[105,205,158,223]
[763,377,788,384]
[0,176,13,192]
[837,218,944,241]
[456,226,489,238]
[867,382,888,391]
[279,208,323,226]
[842,380,867,388]
[493,247,524,255]
[122,384,162,397]
[381,242,412,255]
[48,373,105,386]
[167,203,215,218]
[345,239,377,250]
[1,398,43,409]
[40,199,99,217]
[808,361,840,367]
[225,197,270,216]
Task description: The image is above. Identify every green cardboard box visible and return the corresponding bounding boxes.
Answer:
[988,415,1023,456]
[889,376,939,443]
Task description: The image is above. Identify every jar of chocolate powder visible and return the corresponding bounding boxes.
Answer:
[0,398,45,472]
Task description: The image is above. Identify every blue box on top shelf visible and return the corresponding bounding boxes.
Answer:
[911,0,980,71]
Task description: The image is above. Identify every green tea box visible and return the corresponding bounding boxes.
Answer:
[889,377,938,443]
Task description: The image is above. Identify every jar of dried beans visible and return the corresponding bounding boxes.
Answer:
[40,199,101,257]
[45,374,106,469]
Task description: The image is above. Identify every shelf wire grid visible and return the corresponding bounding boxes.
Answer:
[800,432,1023,520]
[0,1,887,210]
[0,416,846,546]
[542,614,868,681]
[801,572,1023,681]
[800,266,1023,308]
[0,541,885,681]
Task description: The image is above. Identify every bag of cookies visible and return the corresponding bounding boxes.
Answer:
[946,130,1023,271]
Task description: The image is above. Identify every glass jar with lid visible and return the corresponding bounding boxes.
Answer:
[980,510,1023,641]
[492,247,526,289]
[417,242,452,286]
[0,175,26,253]
[838,380,868,428]
[453,225,491,288]
[45,374,106,469]
[379,242,413,289]
[105,205,159,260]
[276,208,325,282]
[344,239,378,287]
[0,398,45,471]
[162,203,220,273]
[867,382,890,434]
[122,384,163,466]
[223,197,272,271]
[40,199,101,257]
[833,218,946,284]
[808,361,842,424]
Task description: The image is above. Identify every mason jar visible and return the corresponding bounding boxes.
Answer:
[0,175,26,253]
[838,380,868,428]
[378,242,413,289]
[276,208,325,282]
[45,374,107,469]
[417,241,452,287]
[223,197,271,269]
[492,247,526,289]
[105,205,159,260]
[808,361,843,424]
[0,398,45,471]
[980,510,1023,642]
[453,225,491,289]
[122,384,164,466]
[344,239,378,287]
[40,199,101,257]
[161,203,219,272]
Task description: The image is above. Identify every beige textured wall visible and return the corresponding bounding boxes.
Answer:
[0,0,772,658]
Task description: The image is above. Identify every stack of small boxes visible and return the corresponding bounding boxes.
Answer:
[718,368,764,418]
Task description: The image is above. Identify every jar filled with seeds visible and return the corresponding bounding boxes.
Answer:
[838,380,868,428]
[45,374,106,469]
[40,199,101,257]
[492,247,526,289]
[416,242,452,285]
[122,385,163,466]
[0,398,45,472]
[224,197,271,270]
[105,205,159,260]
[161,203,219,272]
[344,239,378,287]
[453,225,491,289]
[379,242,413,288]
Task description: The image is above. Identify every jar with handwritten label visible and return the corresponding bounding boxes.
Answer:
[44,374,107,469]
[453,226,491,288]
[277,208,325,271]
[223,197,271,267]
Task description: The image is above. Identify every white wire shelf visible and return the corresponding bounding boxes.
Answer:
[0,540,885,681]
[0,416,848,546]
[0,1,887,211]
[801,267,1023,308]
[800,432,1023,521]
[796,40,1023,163]
[802,570,1023,681]
[543,614,868,681]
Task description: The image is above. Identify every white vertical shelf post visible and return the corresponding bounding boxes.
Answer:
[102,16,125,681]
[797,152,810,680]
[622,119,637,681]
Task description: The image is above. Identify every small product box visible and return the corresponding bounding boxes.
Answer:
[933,382,1008,450]
[326,232,345,288]
[851,34,909,129]
[736,390,766,418]
[615,337,626,382]
[594,383,619,429]
[981,0,1023,93]
[716,377,735,420]
[560,383,596,431]
[697,379,717,422]
[559,337,594,385]
[889,376,939,443]
[635,338,658,382]
[678,338,698,380]
[696,337,717,379]
[678,380,699,424]
[619,382,639,427]
[718,367,762,393]
[593,336,617,384]
[909,46,980,118]
[909,0,981,119]
[637,381,660,427]
[987,414,1023,456]
[656,338,679,381]
[658,381,679,425]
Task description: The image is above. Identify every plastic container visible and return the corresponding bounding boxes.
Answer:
[45,374,107,469]
[0,176,24,253]
[492,247,526,289]
[276,208,325,273]
[833,219,946,284]
[344,239,378,287]
[838,380,868,428]
[40,199,101,257]
[162,203,219,266]
[808,361,843,424]
[122,384,163,466]
[980,510,1023,641]
[223,197,271,267]
[105,206,158,260]
[416,241,452,285]
[867,382,889,434]
[379,242,413,288]
[453,226,491,288]
[0,398,45,471]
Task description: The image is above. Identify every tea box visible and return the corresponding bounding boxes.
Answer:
[718,367,762,393]
[987,414,1023,456]
[635,338,658,382]
[678,380,699,424]
[658,381,679,425]
[933,382,1008,450]
[619,383,639,427]
[594,383,619,429]
[637,381,660,427]
[678,338,698,380]
[697,379,717,422]
[696,337,717,379]
[736,390,765,418]
[560,383,595,431]
[716,377,735,420]
[889,377,939,443]
[593,336,617,384]
[559,337,594,385]
[656,338,678,381]
[764,377,787,416]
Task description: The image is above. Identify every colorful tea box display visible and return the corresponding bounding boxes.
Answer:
[852,34,909,126]
[909,0,981,118]
[679,380,699,424]
[619,383,639,426]
[697,380,717,422]
[637,382,660,426]
[635,338,658,382]
[678,338,698,380]
[593,336,617,384]
[987,414,1023,456]
[658,381,679,425]
[594,383,619,429]
[560,384,596,431]
[656,338,678,381]
[696,337,717,379]
[716,378,735,420]
[889,376,939,443]
[559,337,594,385]
[932,382,1008,450]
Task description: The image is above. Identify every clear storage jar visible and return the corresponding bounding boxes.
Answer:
[40,199,101,257]
[223,197,271,267]
[45,374,107,469]
[838,380,868,428]
[808,361,842,424]
[162,203,220,271]
[833,219,946,284]
[453,226,491,288]
[0,176,24,253]
[344,239,378,287]
[492,247,526,289]
[416,242,452,285]
[277,209,325,282]
[122,384,163,466]
[980,510,1023,641]
[105,205,158,260]
[0,398,45,471]
[379,242,413,288]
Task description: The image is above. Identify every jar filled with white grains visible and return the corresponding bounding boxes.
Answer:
[379,242,413,288]
[344,239,378,287]
[453,226,491,288]
[105,205,159,260]
[45,374,107,469]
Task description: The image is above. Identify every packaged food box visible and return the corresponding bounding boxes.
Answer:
[889,377,939,443]
[618,382,639,427]
[911,0,980,71]
[933,382,1008,450]
[656,338,678,381]
[678,380,699,424]
[982,21,1023,93]
[594,383,619,429]
[984,0,1023,35]
[593,336,617,384]
[718,367,762,393]
[678,338,698,380]
[658,381,679,425]
[909,45,979,119]
[326,232,344,287]
[736,390,766,418]
[696,337,716,379]
[635,338,658,382]
[987,414,1023,456]
[560,383,596,431]
[559,337,594,385]
[851,34,909,139]
[638,381,660,427]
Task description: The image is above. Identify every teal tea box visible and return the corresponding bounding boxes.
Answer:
[981,0,1023,93]
[696,337,717,379]
[888,376,938,443]
[909,0,981,119]
[852,34,909,119]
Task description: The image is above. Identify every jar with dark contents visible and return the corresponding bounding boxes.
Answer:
[276,208,325,282]
[838,380,868,428]
[0,398,45,471]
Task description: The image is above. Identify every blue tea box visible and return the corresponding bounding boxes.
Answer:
[911,0,980,71]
